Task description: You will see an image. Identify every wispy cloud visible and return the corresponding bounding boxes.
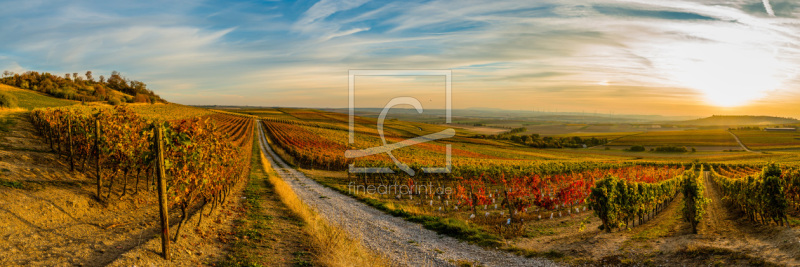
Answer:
[763,0,776,16]
[0,0,798,116]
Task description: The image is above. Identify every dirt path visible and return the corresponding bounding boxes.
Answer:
[256,121,556,267]
[727,130,756,153]
[700,171,800,265]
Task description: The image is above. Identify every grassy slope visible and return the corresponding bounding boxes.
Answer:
[0,84,77,109]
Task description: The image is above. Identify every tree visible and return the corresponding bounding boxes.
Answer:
[85,71,93,82]
[99,75,105,83]
[2,70,11,78]
[134,94,149,103]
[73,73,79,80]
[93,84,107,99]
[65,73,71,80]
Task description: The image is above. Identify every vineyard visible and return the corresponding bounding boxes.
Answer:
[343,164,688,236]
[28,105,255,239]
[260,119,642,174]
[6,102,800,266]
[244,107,800,265]
[709,163,800,226]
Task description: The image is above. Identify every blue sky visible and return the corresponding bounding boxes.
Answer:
[1,0,799,116]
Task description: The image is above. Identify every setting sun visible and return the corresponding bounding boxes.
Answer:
[648,26,788,107]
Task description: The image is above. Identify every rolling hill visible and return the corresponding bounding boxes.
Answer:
[673,115,799,126]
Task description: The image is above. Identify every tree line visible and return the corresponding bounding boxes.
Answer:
[474,130,607,148]
[1,70,164,104]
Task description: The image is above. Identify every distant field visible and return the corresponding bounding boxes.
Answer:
[518,124,694,136]
[234,107,800,164]
[0,84,77,109]
[59,102,216,121]
[732,130,800,150]
[520,124,587,135]
[130,103,216,120]
[610,129,738,147]
[450,124,507,135]
[556,131,642,141]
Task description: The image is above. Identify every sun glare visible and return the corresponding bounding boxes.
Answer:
[648,27,788,107]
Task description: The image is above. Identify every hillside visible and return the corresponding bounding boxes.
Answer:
[0,70,165,105]
[0,90,268,266]
[0,84,78,109]
[674,115,799,126]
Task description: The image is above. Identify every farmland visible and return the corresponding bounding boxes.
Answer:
[235,107,800,265]
[731,129,800,150]
[608,129,740,148]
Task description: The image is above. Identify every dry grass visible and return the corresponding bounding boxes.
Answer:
[0,107,26,112]
[260,153,388,267]
[375,196,436,217]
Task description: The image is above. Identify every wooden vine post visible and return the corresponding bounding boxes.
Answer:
[154,124,170,260]
[68,116,74,171]
[95,119,102,199]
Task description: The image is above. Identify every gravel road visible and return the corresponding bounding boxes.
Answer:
[726,130,756,152]
[256,121,556,267]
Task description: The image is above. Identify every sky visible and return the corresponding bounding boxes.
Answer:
[1,0,799,117]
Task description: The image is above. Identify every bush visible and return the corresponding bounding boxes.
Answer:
[0,92,18,108]
[653,146,688,153]
[628,145,646,152]
[108,97,121,106]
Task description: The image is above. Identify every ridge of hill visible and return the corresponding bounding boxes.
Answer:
[673,115,799,126]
